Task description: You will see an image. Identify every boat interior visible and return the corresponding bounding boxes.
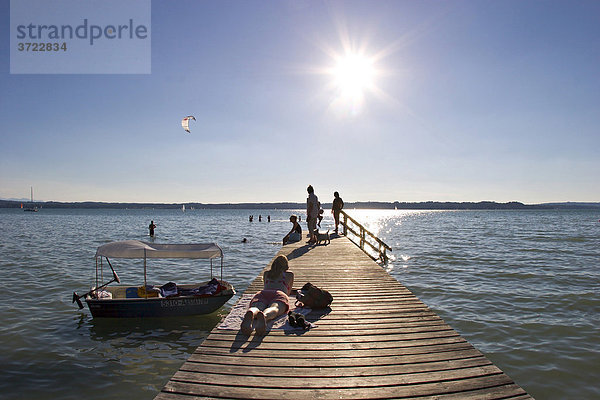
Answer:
[88,280,234,300]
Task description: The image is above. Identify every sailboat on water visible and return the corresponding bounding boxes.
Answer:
[23,187,38,212]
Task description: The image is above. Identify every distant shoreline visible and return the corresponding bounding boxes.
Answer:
[2,200,599,210]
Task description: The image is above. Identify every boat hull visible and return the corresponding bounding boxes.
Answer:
[86,292,234,318]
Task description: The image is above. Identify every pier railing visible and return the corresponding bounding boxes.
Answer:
[339,210,392,264]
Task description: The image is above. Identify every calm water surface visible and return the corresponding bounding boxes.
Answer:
[0,208,598,399]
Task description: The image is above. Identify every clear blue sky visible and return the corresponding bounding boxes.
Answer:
[1,0,599,204]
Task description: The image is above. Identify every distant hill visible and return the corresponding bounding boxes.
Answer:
[1,199,599,210]
[541,202,600,208]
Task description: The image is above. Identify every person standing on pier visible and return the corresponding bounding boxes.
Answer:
[332,191,344,234]
[241,255,294,336]
[306,185,319,244]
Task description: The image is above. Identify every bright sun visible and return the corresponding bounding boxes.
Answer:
[328,51,378,114]
[333,53,375,99]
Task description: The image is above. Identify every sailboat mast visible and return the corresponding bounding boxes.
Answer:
[24,186,38,211]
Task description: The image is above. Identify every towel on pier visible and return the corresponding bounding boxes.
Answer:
[217,293,312,331]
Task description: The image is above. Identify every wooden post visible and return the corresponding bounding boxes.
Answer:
[381,246,388,264]
[144,249,148,299]
[360,226,365,250]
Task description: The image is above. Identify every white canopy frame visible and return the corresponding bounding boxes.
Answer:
[94,240,225,295]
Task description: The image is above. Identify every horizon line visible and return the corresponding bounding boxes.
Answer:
[2,199,599,208]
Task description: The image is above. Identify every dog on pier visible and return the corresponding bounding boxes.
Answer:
[314,229,330,245]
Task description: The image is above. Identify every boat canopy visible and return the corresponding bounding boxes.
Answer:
[95,240,223,259]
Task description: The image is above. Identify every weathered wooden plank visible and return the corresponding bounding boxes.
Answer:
[408,384,529,399]
[203,329,459,347]
[194,337,470,358]
[178,356,493,377]
[155,383,529,400]
[170,364,505,388]
[207,323,452,337]
[185,347,484,368]
[160,373,518,399]
[190,344,478,365]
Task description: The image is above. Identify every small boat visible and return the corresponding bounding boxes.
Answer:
[73,240,235,318]
[23,186,38,212]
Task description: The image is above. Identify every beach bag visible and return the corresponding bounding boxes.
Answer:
[160,282,178,298]
[295,282,333,309]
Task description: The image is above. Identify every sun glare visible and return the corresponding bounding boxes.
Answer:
[322,46,383,116]
[305,17,398,117]
[333,53,376,102]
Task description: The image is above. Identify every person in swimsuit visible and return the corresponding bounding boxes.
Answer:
[241,255,294,335]
[283,215,302,244]
[148,220,156,237]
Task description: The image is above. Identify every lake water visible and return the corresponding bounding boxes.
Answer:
[0,208,598,399]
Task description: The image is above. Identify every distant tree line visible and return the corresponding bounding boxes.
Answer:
[1,200,598,210]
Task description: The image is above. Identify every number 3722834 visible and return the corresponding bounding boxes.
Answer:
[18,42,67,52]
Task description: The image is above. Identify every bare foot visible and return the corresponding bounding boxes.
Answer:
[241,310,254,335]
[254,311,267,336]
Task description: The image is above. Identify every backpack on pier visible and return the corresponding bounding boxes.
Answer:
[295,282,333,309]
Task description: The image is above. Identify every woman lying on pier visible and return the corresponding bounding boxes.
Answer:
[241,255,294,335]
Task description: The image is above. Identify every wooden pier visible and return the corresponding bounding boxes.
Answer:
[156,234,531,399]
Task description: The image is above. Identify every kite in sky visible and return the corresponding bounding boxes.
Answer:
[181,116,196,133]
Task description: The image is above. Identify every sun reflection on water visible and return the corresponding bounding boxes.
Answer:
[342,209,445,269]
